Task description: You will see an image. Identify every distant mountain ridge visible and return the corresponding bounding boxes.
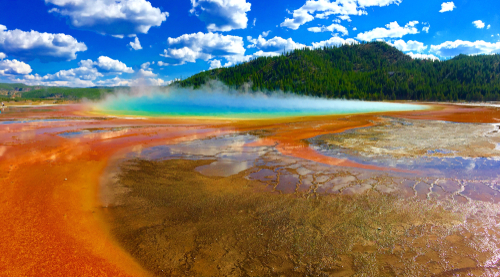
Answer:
[0,83,118,101]
[178,42,500,102]
[0,83,43,98]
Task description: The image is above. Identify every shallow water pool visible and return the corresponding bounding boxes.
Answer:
[94,90,427,118]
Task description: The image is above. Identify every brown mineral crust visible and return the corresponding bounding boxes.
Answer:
[106,158,500,277]
[397,104,500,123]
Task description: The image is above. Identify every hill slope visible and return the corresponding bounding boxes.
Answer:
[0,84,119,101]
[179,42,500,102]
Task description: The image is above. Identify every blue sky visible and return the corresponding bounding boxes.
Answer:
[0,0,499,87]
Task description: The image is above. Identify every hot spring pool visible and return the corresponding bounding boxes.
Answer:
[94,90,428,118]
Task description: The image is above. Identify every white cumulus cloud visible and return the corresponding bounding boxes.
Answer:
[356,0,401,6]
[190,0,251,32]
[129,37,142,50]
[0,59,32,76]
[252,50,281,58]
[473,20,486,29]
[162,32,246,65]
[221,55,252,67]
[247,36,308,52]
[337,15,351,22]
[146,78,166,86]
[280,0,402,30]
[136,62,157,77]
[97,76,170,87]
[91,56,134,73]
[390,39,427,52]
[11,56,133,87]
[439,2,455,13]
[0,24,87,62]
[96,77,131,87]
[0,53,6,60]
[407,52,440,61]
[222,50,281,67]
[356,21,420,41]
[137,68,156,77]
[311,36,358,48]
[431,40,500,57]
[130,77,166,86]
[208,49,283,68]
[307,23,348,35]
[16,74,95,87]
[209,59,222,69]
[43,64,102,82]
[45,0,168,36]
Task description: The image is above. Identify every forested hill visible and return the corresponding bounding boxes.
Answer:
[178,42,500,102]
[0,83,120,101]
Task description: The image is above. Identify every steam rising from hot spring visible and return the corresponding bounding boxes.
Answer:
[93,83,427,118]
